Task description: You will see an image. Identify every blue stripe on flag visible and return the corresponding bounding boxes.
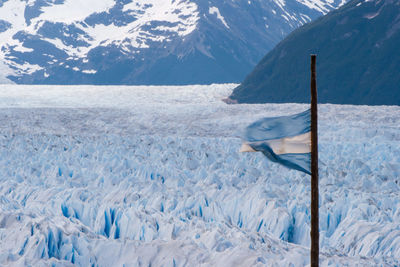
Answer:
[245,109,310,141]
[249,142,311,175]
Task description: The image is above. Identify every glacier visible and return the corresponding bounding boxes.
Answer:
[0,84,399,266]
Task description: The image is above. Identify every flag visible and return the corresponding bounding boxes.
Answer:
[240,109,311,175]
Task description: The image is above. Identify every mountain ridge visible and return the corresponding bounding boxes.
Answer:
[0,0,346,85]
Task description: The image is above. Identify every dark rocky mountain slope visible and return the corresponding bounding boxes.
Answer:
[230,0,400,105]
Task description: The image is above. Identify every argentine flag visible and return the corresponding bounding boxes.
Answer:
[240,109,311,175]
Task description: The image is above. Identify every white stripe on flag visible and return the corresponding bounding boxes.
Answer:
[239,143,257,152]
[241,132,311,155]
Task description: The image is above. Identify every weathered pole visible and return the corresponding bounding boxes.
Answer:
[310,55,319,267]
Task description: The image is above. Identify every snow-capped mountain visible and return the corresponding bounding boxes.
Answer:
[0,0,346,85]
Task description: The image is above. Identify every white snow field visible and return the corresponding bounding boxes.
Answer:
[0,84,399,266]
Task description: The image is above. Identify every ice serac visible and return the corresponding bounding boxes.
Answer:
[230,0,400,105]
[0,0,347,85]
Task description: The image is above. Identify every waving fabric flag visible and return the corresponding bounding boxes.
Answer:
[240,109,311,175]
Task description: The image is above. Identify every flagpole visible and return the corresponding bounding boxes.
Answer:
[310,55,319,267]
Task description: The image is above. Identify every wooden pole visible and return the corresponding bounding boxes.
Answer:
[310,55,319,267]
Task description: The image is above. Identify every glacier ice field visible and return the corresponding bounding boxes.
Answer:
[0,84,399,266]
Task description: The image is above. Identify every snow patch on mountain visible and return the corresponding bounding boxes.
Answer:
[38,0,116,23]
[297,0,347,13]
[0,61,14,84]
[209,7,229,29]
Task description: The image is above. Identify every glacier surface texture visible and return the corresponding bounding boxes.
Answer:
[0,84,399,266]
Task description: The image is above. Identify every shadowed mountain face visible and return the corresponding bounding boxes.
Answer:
[0,0,346,85]
[230,0,400,105]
